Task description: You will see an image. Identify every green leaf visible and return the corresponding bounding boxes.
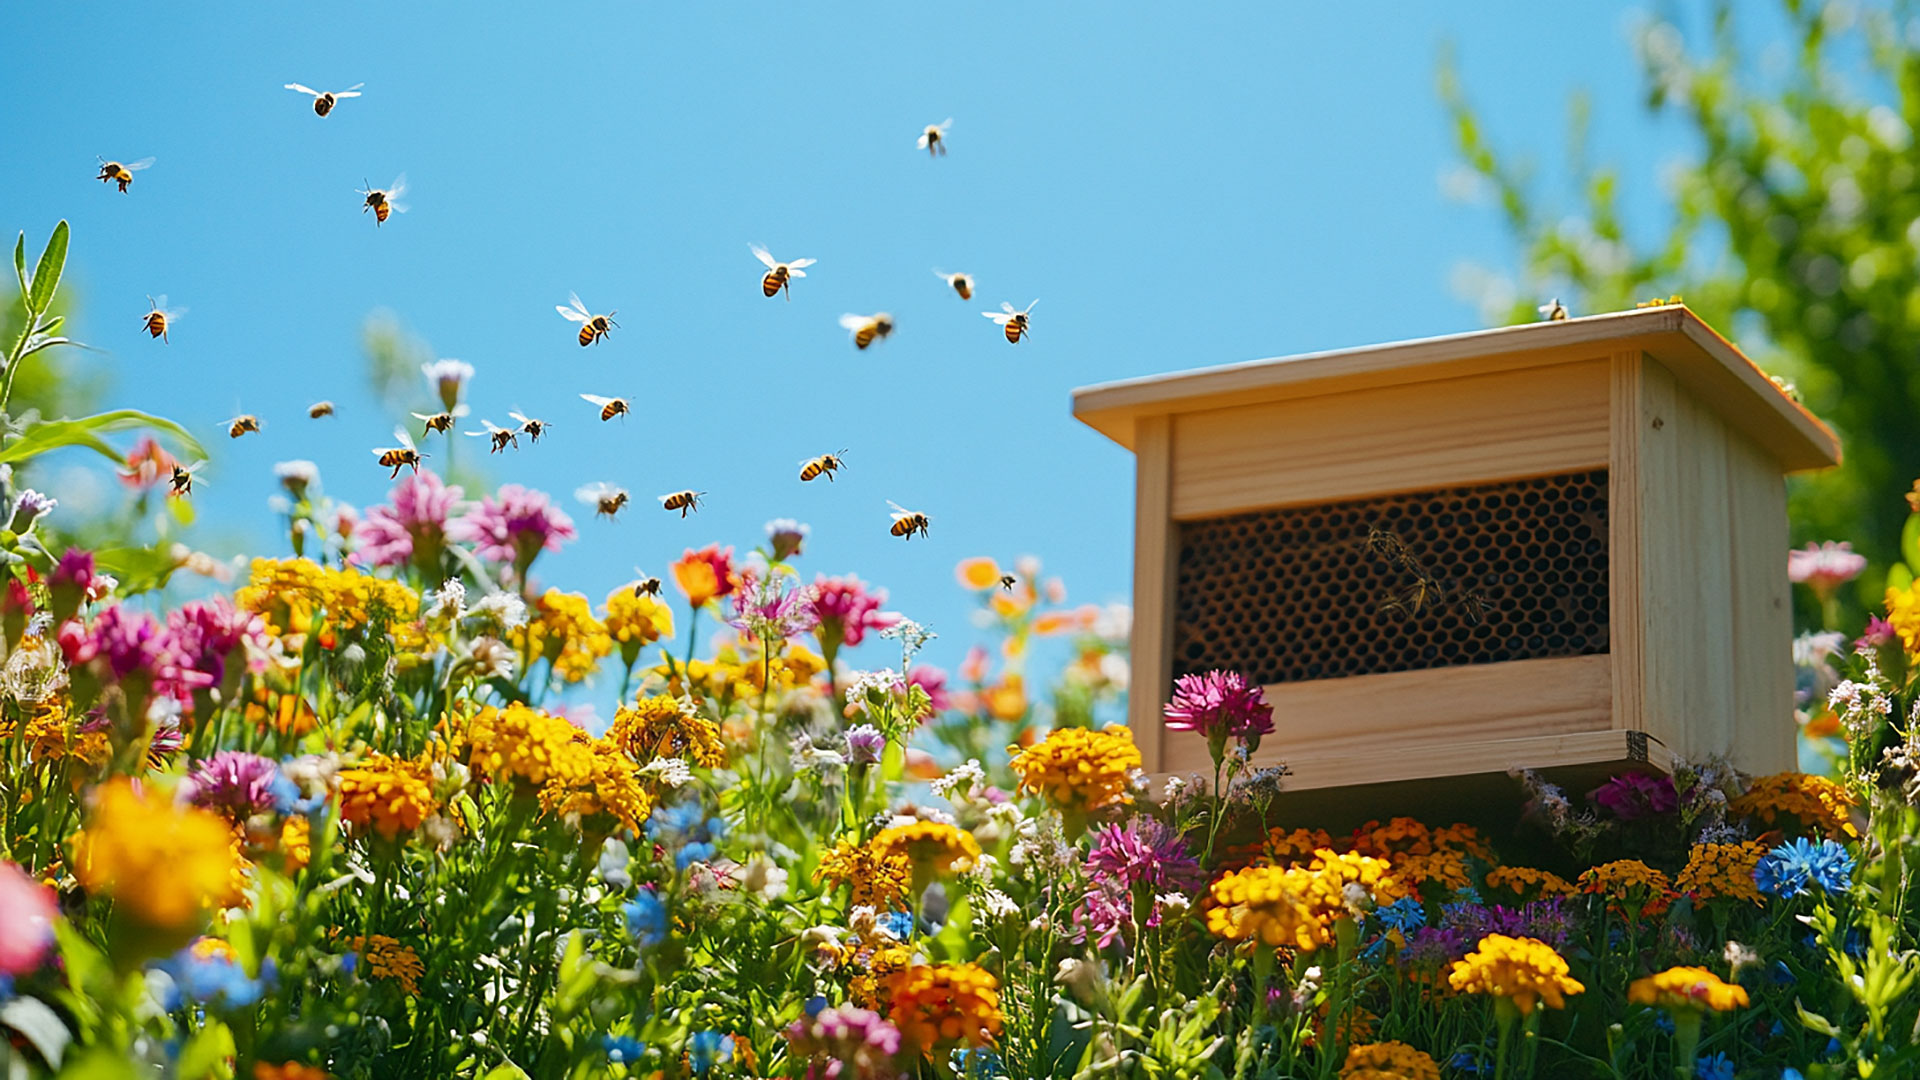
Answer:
[19,334,78,359]
[1902,513,1920,576]
[93,545,182,596]
[11,232,25,298]
[175,1019,236,1080]
[0,408,205,468]
[482,1064,532,1080]
[1796,999,1840,1037]
[1890,563,1915,593]
[34,313,62,336]
[26,220,67,315]
[0,997,70,1068]
[58,1049,140,1080]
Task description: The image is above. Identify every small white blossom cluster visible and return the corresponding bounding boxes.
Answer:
[1009,815,1076,883]
[930,759,987,800]
[790,733,846,772]
[1830,664,1895,742]
[637,758,693,787]
[465,591,529,633]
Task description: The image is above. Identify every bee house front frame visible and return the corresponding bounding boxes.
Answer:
[1072,308,1841,798]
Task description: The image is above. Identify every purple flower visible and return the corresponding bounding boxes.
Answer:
[784,1005,903,1079]
[1401,925,1473,971]
[357,469,465,569]
[908,666,952,713]
[1073,886,1130,951]
[9,489,55,533]
[845,724,886,765]
[1163,670,1274,744]
[808,575,898,649]
[1087,819,1202,893]
[1858,615,1897,652]
[1589,772,1678,821]
[59,604,172,681]
[765,518,809,562]
[185,751,281,818]
[727,572,819,642]
[161,596,265,697]
[451,484,576,573]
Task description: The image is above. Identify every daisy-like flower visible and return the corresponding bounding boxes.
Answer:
[356,469,464,570]
[421,358,474,412]
[1446,934,1584,1016]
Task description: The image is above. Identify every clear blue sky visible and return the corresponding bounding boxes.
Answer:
[1,3,1699,681]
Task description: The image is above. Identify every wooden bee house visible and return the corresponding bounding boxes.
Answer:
[1072,308,1841,802]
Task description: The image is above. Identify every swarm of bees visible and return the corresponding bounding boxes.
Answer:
[284,82,364,117]
[142,296,184,343]
[96,157,153,193]
[1364,527,1489,626]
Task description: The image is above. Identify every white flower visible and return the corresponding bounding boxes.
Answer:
[790,734,846,771]
[1723,940,1760,977]
[800,924,846,954]
[421,814,463,852]
[637,758,694,787]
[843,668,904,715]
[930,759,986,799]
[741,855,789,901]
[468,636,516,681]
[1341,882,1373,918]
[848,906,881,939]
[973,887,1019,922]
[1155,892,1192,917]
[467,591,528,632]
[425,580,467,620]
[273,459,319,496]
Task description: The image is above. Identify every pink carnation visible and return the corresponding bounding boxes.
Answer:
[1788,541,1867,597]
[357,470,465,569]
[450,484,576,570]
[1163,669,1274,742]
[808,574,898,649]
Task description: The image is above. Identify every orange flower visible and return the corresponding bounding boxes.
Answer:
[671,545,738,608]
[254,1064,330,1080]
[984,675,1028,722]
[955,557,1003,590]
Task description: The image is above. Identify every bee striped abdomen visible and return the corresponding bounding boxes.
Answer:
[800,461,823,481]
[1004,317,1026,344]
[954,280,972,300]
[854,324,877,349]
[762,269,786,297]
[578,325,596,347]
[145,314,167,339]
[374,202,391,223]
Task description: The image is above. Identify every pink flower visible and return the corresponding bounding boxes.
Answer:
[1588,772,1677,821]
[728,572,818,641]
[1788,541,1867,598]
[785,1004,903,1079]
[1073,885,1130,951]
[1859,615,1897,652]
[0,861,56,975]
[451,484,576,572]
[357,470,465,569]
[808,574,898,650]
[184,751,281,819]
[908,666,952,712]
[162,596,266,695]
[1087,819,1202,893]
[1163,669,1274,744]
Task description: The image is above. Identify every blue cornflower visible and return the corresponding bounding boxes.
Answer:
[647,801,706,839]
[1449,1049,1491,1075]
[1755,838,1855,898]
[1782,1070,1805,1080]
[159,945,267,1009]
[953,1047,1006,1078]
[1375,897,1427,934]
[601,1034,646,1064]
[1653,1013,1676,1035]
[1695,1052,1735,1080]
[269,768,326,815]
[623,891,668,948]
[879,910,916,940]
[687,1030,733,1075]
[677,841,717,870]
[804,994,829,1017]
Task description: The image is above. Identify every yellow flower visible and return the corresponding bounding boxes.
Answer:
[815,837,912,909]
[848,942,917,1010]
[337,753,438,840]
[72,780,242,930]
[237,558,417,634]
[883,963,1003,1052]
[1008,725,1140,813]
[539,737,655,835]
[1393,849,1470,893]
[1627,966,1749,1013]
[1676,842,1766,905]
[277,815,312,874]
[604,585,674,655]
[1205,850,1398,952]
[347,934,424,995]
[1579,860,1675,916]
[609,695,727,768]
[955,557,1003,591]
[1484,866,1578,902]
[1430,823,1494,860]
[871,822,981,876]
[1341,1041,1442,1080]
[1886,581,1920,661]
[1730,773,1858,840]
[1263,827,1336,865]
[526,589,613,683]
[5,699,109,770]
[1446,934,1585,1015]
[467,703,593,790]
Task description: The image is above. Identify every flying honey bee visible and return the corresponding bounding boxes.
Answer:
[1538,298,1569,321]
[886,500,931,541]
[357,174,407,225]
[799,450,847,483]
[466,418,520,454]
[999,574,1017,591]
[917,118,953,157]
[227,415,262,439]
[932,269,974,300]
[659,490,704,517]
[983,300,1037,344]
[411,405,469,437]
[556,292,617,346]
[839,312,895,350]
[580,393,630,422]
[749,244,815,300]
[96,157,153,193]
[578,482,631,520]
[510,410,550,442]
[373,427,426,478]
[284,81,364,117]
[308,400,336,419]
[168,461,206,498]
[631,573,663,598]
[142,295,185,343]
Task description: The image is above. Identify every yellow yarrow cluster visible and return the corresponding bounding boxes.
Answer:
[1008,725,1141,812]
[1730,773,1858,840]
[337,753,438,840]
[237,557,417,633]
[1206,850,1400,951]
[348,934,424,995]
[871,822,981,876]
[537,737,654,834]
[1393,849,1471,892]
[1886,581,1920,660]
[526,589,613,683]
[603,585,674,650]
[1341,1041,1442,1080]
[609,695,727,769]
[1446,934,1585,1015]
[1484,866,1577,901]
[1579,859,1675,915]
[882,963,1003,1052]
[72,780,243,929]
[1627,966,1749,1013]
[815,837,912,909]
[466,703,592,789]
[1676,841,1766,905]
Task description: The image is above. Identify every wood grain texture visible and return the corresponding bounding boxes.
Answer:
[1608,350,1647,736]
[1725,420,1798,774]
[1127,415,1177,773]
[1167,361,1610,518]
[1161,726,1673,791]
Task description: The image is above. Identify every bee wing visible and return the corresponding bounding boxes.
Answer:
[463,427,489,437]
[935,117,953,133]
[580,393,615,407]
[393,426,416,451]
[789,258,816,270]
[284,82,321,97]
[509,410,531,425]
[1022,298,1040,315]
[982,310,1012,324]
[749,243,778,270]
[556,305,589,323]
[576,482,613,503]
[165,305,187,320]
[1000,301,1017,314]
[409,411,436,421]
[336,83,365,97]
[886,499,913,519]
[838,313,870,331]
[452,404,470,418]
[150,294,168,311]
[126,158,155,172]
[565,291,594,319]
[387,174,407,199]
[916,132,932,148]
[932,268,950,281]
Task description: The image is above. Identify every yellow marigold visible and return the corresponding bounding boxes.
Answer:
[1264,827,1336,865]
[1730,772,1858,840]
[526,588,613,683]
[237,558,417,633]
[721,642,828,695]
[1394,849,1471,892]
[337,753,438,840]
[1579,860,1676,916]
[1484,866,1577,902]
[849,942,917,1010]
[278,815,312,874]
[872,822,981,876]
[72,780,242,929]
[538,737,655,834]
[348,934,424,995]
[1351,817,1432,858]
[1887,580,1920,660]
[1627,966,1749,1013]
[1341,1041,1442,1080]
[1430,823,1494,860]
[8,699,109,769]
[1008,725,1140,812]
[882,963,1003,1052]
[1204,849,1401,952]
[254,1064,330,1080]
[467,703,593,790]
[609,695,727,768]
[815,837,912,909]
[1446,934,1585,1015]
[1676,842,1766,905]
[604,585,674,652]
